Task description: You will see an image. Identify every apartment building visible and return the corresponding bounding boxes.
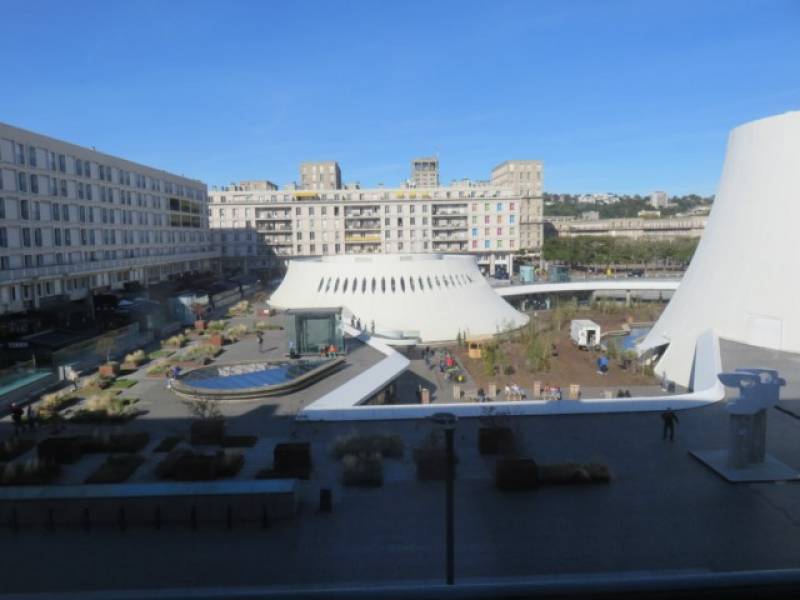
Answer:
[650,190,669,209]
[0,122,214,315]
[547,215,707,240]
[300,161,342,190]
[411,157,439,187]
[208,160,544,276]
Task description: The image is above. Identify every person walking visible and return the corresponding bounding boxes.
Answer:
[256,331,264,352]
[662,408,679,442]
[11,403,24,435]
[26,404,36,432]
[165,370,173,390]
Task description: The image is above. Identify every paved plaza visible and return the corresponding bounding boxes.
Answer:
[2,338,800,595]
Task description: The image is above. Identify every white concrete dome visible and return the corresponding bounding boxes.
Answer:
[269,253,529,342]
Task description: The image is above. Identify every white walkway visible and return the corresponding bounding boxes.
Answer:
[496,278,680,298]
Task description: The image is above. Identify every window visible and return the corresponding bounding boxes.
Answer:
[497,227,503,236]
[28,146,37,167]
[18,172,27,192]
[510,214,516,224]
[34,228,42,246]
[484,215,490,224]
[22,228,31,247]
[58,154,66,172]
[472,228,478,237]
[20,199,29,220]
[76,159,83,176]
[0,227,6,247]
[484,240,491,248]
[16,143,25,165]
[0,198,4,218]
[497,202,503,211]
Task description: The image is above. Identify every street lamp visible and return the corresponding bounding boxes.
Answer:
[429,412,457,585]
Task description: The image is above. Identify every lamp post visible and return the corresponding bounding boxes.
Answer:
[429,412,457,585]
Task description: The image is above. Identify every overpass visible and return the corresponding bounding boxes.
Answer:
[495,278,681,298]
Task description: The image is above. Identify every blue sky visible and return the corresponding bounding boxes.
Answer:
[2,0,799,195]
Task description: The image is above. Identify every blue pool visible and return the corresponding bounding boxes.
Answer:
[181,360,328,391]
[620,327,651,350]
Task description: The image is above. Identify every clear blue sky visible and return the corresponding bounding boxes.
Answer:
[2,0,799,195]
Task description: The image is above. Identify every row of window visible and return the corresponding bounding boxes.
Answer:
[317,272,475,295]
[213,201,516,217]
[1,138,204,200]
[0,244,210,272]
[0,225,208,249]
[211,187,515,204]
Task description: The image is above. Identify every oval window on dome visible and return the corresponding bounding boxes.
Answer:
[435,276,441,288]
[419,276,424,290]
[325,278,332,292]
[390,277,396,293]
[371,278,376,293]
[342,278,349,293]
[381,277,386,293]
[352,277,358,293]
[334,277,340,293]
[400,277,406,292]
[318,277,325,292]
[362,277,367,293]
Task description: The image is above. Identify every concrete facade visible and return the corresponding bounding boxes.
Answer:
[300,161,342,190]
[209,162,544,275]
[0,123,214,315]
[547,215,707,240]
[410,156,439,187]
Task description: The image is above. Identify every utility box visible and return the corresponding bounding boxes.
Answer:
[570,319,601,350]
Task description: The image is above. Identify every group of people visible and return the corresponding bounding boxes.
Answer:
[10,402,36,434]
[165,365,182,390]
[349,316,375,334]
[319,344,339,357]
[503,383,528,401]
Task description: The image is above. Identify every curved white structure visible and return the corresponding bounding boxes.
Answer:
[641,111,800,387]
[496,279,680,298]
[269,254,529,342]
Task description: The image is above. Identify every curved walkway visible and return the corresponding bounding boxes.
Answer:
[496,278,680,298]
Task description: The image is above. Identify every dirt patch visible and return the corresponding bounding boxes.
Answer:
[452,306,662,392]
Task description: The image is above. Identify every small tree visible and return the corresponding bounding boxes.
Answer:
[606,337,620,360]
[180,396,222,420]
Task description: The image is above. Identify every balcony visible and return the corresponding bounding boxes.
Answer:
[345,235,382,244]
[344,210,380,218]
[432,219,468,229]
[432,205,468,216]
[432,241,468,251]
[0,249,220,283]
[345,220,381,230]
[433,232,468,241]
[257,224,292,232]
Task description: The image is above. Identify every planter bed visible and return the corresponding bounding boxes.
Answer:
[0,438,37,462]
[85,454,145,484]
[156,449,244,481]
[153,436,182,453]
[0,461,61,486]
[341,453,383,487]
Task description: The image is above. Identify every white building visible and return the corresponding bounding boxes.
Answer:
[208,160,544,276]
[0,122,214,315]
[641,111,800,386]
[650,190,669,209]
[269,253,529,342]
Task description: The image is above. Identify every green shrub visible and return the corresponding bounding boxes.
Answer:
[0,437,36,461]
[330,432,404,459]
[162,334,187,349]
[0,459,60,486]
[227,300,250,317]
[223,324,249,342]
[179,344,221,362]
[148,349,174,360]
[85,454,144,484]
[207,320,227,331]
[111,378,137,389]
[342,452,383,487]
[123,350,147,366]
[255,321,283,331]
[70,394,140,423]
[153,436,182,453]
[147,363,171,376]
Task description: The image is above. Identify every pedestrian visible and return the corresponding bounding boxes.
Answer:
[289,339,296,358]
[370,320,375,334]
[662,407,679,442]
[165,370,172,390]
[11,403,23,435]
[173,366,181,379]
[350,315,355,327]
[26,404,36,431]
[356,318,362,331]
[70,371,79,391]
[256,331,264,351]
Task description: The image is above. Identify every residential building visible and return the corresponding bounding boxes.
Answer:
[411,157,439,187]
[300,161,341,190]
[547,215,707,240]
[0,122,214,315]
[208,159,545,276]
[650,190,669,209]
